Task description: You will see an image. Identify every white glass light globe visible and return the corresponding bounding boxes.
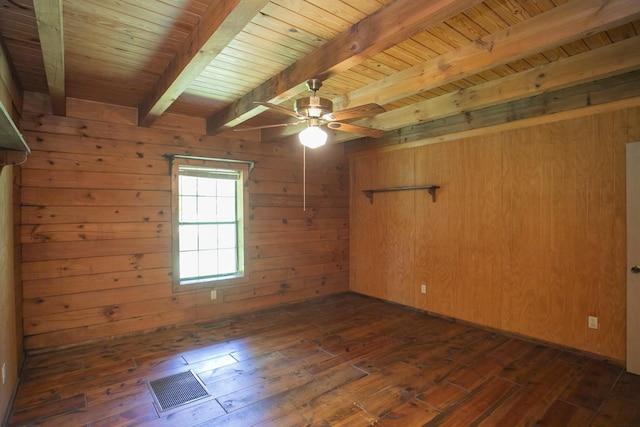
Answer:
[298,126,327,148]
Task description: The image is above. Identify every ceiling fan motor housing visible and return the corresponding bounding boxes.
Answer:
[295,96,333,118]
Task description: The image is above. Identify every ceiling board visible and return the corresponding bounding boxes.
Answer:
[0,0,637,147]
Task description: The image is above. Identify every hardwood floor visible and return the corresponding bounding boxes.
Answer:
[7,293,640,426]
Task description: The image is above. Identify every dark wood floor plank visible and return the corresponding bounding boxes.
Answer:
[19,359,84,382]
[251,410,312,427]
[139,396,226,426]
[559,360,622,410]
[8,293,634,427]
[24,391,154,427]
[451,332,510,366]
[498,344,561,385]
[86,379,150,407]
[17,357,137,396]
[181,341,248,364]
[488,338,537,365]
[206,358,308,400]
[426,377,517,426]
[228,328,309,361]
[477,359,583,426]
[7,393,86,426]
[216,367,314,412]
[312,334,405,374]
[198,352,285,386]
[327,411,380,426]
[588,397,640,426]
[447,354,506,391]
[608,371,640,403]
[342,361,419,403]
[378,398,439,426]
[417,381,469,411]
[297,388,375,426]
[13,358,137,412]
[536,400,595,426]
[354,366,427,417]
[90,402,159,427]
[193,364,368,426]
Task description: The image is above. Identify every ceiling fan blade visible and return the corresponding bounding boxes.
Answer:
[254,101,303,119]
[234,121,304,131]
[324,103,385,121]
[327,122,385,138]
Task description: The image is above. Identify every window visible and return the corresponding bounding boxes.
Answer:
[171,159,248,290]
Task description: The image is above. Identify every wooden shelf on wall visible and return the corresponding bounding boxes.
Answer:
[362,185,440,203]
[0,102,29,169]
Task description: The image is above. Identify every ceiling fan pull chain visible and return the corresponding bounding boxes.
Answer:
[303,145,306,211]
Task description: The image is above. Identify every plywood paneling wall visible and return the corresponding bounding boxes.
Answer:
[350,107,639,361]
[19,96,349,351]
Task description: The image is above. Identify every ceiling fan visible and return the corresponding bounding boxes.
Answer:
[235,78,386,148]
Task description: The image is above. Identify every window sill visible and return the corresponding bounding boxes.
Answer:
[172,272,248,292]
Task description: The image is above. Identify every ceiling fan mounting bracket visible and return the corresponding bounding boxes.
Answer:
[306,78,323,93]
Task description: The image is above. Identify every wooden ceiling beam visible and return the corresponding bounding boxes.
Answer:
[366,36,640,133]
[205,0,484,134]
[138,0,270,127]
[276,32,640,146]
[344,71,640,154]
[343,0,640,109]
[33,0,65,116]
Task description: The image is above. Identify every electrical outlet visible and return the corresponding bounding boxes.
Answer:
[420,284,426,294]
[2,363,6,385]
[588,316,598,329]
[210,290,217,300]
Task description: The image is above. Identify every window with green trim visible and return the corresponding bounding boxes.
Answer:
[171,160,248,289]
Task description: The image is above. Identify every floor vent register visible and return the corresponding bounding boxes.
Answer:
[148,370,210,412]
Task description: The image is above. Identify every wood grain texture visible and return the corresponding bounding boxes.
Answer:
[33,0,65,115]
[0,167,21,423]
[350,106,638,361]
[8,293,639,426]
[19,96,349,351]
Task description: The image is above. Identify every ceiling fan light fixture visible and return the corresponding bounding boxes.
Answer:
[299,124,327,149]
[295,96,333,118]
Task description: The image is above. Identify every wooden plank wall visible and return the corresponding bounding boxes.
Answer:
[0,40,23,423]
[350,106,640,361]
[0,167,19,423]
[19,95,349,352]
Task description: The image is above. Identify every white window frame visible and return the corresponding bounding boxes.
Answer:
[171,158,249,291]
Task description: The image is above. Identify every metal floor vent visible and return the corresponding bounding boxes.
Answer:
[148,370,210,412]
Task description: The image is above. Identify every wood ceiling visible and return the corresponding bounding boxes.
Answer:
[1,0,639,147]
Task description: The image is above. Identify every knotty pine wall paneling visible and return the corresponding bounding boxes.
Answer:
[0,166,21,423]
[19,94,349,352]
[0,40,23,423]
[350,107,639,361]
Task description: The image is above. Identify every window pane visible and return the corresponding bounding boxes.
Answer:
[198,177,218,196]
[179,225,199,251]
[180,196,198,222]
[218,248,237,275]
[180,251,199,279]
[218,224,236,249]
[217,179,236,197]
[197,197,218,222]
[199,250,218,277]
[180,176,198,196]
[217,197,236,222]
[199,225,218,250]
